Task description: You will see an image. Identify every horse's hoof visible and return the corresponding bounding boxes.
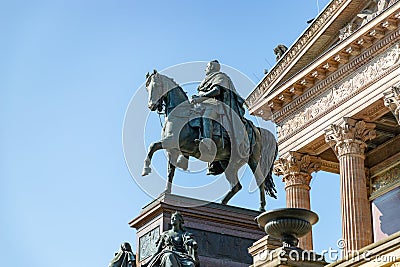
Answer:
[164,188,171,194]
[142,167,152,176]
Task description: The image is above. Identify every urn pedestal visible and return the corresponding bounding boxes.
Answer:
[249,208,327,267]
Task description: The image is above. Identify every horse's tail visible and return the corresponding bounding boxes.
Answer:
[258,127,278,198]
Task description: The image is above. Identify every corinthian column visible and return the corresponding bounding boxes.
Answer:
[274,152,321,250]
[325,118,376,254]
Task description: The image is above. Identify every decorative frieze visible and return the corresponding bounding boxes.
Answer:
[383,82,400,124]
[339,23,356,41]
[255,108,272,121]
[371,162,400,194]
[246,0,348,107]
[277,43,400,140]
[325,118,376,157]
[340,0,395,41]
[358,99,389,121]
[246,0,399,111]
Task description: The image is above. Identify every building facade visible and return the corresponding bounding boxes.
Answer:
[246,0,400,265]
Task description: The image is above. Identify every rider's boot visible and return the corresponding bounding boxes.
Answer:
[196,118,213,150]
[197,118,218,163]
[176,155,188,170]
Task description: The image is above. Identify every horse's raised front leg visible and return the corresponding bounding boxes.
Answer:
[142,141,163,176]
[221,162,242,205]
[164,161,176,194]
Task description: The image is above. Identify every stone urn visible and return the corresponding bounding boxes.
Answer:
[256,208,319,248]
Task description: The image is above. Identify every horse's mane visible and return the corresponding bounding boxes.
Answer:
[157,74,188,100]
[158,73,178,87]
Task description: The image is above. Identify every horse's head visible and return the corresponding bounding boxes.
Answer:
[146,70,165,111]
[145,70,182,112]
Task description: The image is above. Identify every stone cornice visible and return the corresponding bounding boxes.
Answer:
[277,39,400,143]
[321,159,340,173]
[247,2,400,121]
[247,0,351,111]
[277,38,400,144]
[274,27,400,124]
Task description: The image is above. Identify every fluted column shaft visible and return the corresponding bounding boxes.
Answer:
[325,118,376,254]
[285,173,311,210]
[274,152,321,251]
[339,148,371,252]
[285,172,313,250]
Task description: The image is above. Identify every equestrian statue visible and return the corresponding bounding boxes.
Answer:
[142,60,277,212]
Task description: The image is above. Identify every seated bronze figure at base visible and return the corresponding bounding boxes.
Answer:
[143,212,199,267]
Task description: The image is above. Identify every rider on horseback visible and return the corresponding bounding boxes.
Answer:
[190,60,249,174]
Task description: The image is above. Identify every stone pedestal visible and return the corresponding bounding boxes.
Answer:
[248,235,282,264]
[274,152,321,251]
[325,118,376,253]
[129,193,265,267]
[249,245,327,267]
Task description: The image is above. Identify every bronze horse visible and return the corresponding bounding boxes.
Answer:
[142,71,277,211]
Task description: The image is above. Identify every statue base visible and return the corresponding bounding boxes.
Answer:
[249,243,327,267]
[129,193,265,267]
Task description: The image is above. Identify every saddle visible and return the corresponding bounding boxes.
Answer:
[188,108,227,139]
[188,107,257,175]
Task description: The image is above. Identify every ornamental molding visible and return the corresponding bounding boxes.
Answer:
[371,161,400,195]
[277,41,400,141]
[383,82,400,124]
[368,136,400,174]
[283,174,312,190]
[247,0,400,111]
[247,0,348,107]
[357,99,388,121]
[325,118,376,157]
[340,0,394,42]
[321,159,340,173]
[273,152,322,186]
[274,21,400,124]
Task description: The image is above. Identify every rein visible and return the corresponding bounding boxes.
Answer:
[157,111,164,128]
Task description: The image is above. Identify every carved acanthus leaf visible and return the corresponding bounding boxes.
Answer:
[325,119,376,157]
[273,152,321,179]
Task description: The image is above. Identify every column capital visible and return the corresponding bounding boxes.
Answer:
[325,118,376,157]
[274,152,321,186]
[383,82,400,125]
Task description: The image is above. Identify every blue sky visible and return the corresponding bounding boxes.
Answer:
[1,1,342,266]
